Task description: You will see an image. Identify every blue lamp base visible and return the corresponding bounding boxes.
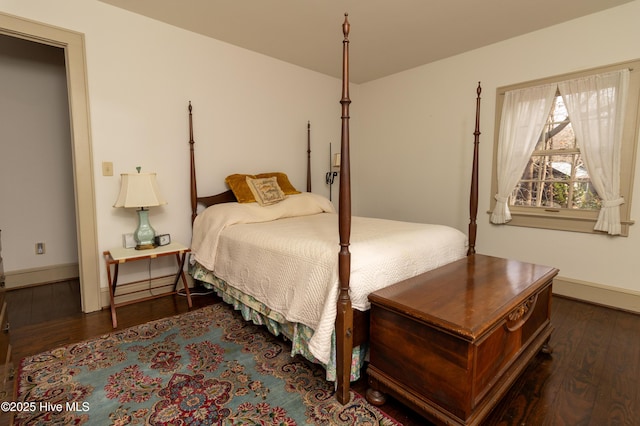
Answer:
[134,208,157,250]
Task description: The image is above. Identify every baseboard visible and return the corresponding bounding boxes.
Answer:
[10,266,635,314]
[553,276,640,314]
[99,274,194,308]
[4,263,79,289]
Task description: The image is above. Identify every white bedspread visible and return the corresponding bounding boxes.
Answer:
[191,193,467,364]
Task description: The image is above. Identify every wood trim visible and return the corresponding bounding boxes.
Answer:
[0,12,100,312]
[553,276,640,314]
[4,263,79,289]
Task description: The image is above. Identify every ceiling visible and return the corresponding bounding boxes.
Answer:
[99,0,633,84]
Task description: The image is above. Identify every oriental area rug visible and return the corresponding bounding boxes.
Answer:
[15,303,400,425]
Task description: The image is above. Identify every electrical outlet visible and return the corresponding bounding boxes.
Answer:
[36,242,45,255]
[102,161,114,176]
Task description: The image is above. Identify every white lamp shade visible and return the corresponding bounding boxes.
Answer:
[114,172,167,208]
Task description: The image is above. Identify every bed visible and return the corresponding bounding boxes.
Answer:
[187,14,482,405]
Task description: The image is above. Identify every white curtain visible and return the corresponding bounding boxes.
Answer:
[558,70,629,235]
[491,84,557,224]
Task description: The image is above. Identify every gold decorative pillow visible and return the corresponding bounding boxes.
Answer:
[256,172,300,195]
[225,174,257,203]
[246,176,286,206]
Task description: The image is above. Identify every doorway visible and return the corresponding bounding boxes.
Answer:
[0,12,100,312]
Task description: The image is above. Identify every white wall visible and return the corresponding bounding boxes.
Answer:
[355,1,640,308]
[2,0,639,310]
[0,0,342,290]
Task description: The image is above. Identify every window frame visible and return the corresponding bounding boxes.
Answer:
[490,60,640,236]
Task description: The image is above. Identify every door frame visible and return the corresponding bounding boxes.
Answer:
[0,12,100,312]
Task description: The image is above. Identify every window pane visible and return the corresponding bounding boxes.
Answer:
[534,96,575,151]
[512,95,601,210]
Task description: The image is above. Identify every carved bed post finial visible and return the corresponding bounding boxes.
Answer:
[467,82,481,255]
[343,13,350,40]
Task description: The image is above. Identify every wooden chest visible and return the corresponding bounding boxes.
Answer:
[366,254,558,426]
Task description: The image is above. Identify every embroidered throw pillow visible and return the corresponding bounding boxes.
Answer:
[246,176,286,206]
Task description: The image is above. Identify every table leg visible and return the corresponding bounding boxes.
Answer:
[112,263,120,327]
[106,259,119,328]
[174,252,192,308]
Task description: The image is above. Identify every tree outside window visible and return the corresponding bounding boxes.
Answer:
[512,94,602,211]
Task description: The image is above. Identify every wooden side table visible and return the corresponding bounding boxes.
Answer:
[104,242,193,328]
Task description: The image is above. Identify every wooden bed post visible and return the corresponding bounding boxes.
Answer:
[467,83,481,255]
[189,101,198,224]
[335,13,353,405]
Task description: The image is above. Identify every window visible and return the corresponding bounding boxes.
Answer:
[490,60,640,236]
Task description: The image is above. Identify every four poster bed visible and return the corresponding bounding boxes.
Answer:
[187,15,481,405]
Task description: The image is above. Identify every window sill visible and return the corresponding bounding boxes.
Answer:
[486,209,633,236]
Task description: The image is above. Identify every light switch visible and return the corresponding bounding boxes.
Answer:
[102,161,113,176]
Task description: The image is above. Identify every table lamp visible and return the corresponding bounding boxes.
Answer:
[114,168,167,250]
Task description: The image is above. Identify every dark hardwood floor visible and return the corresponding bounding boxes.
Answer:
[5,280,214,362]
[6,281,640,425]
